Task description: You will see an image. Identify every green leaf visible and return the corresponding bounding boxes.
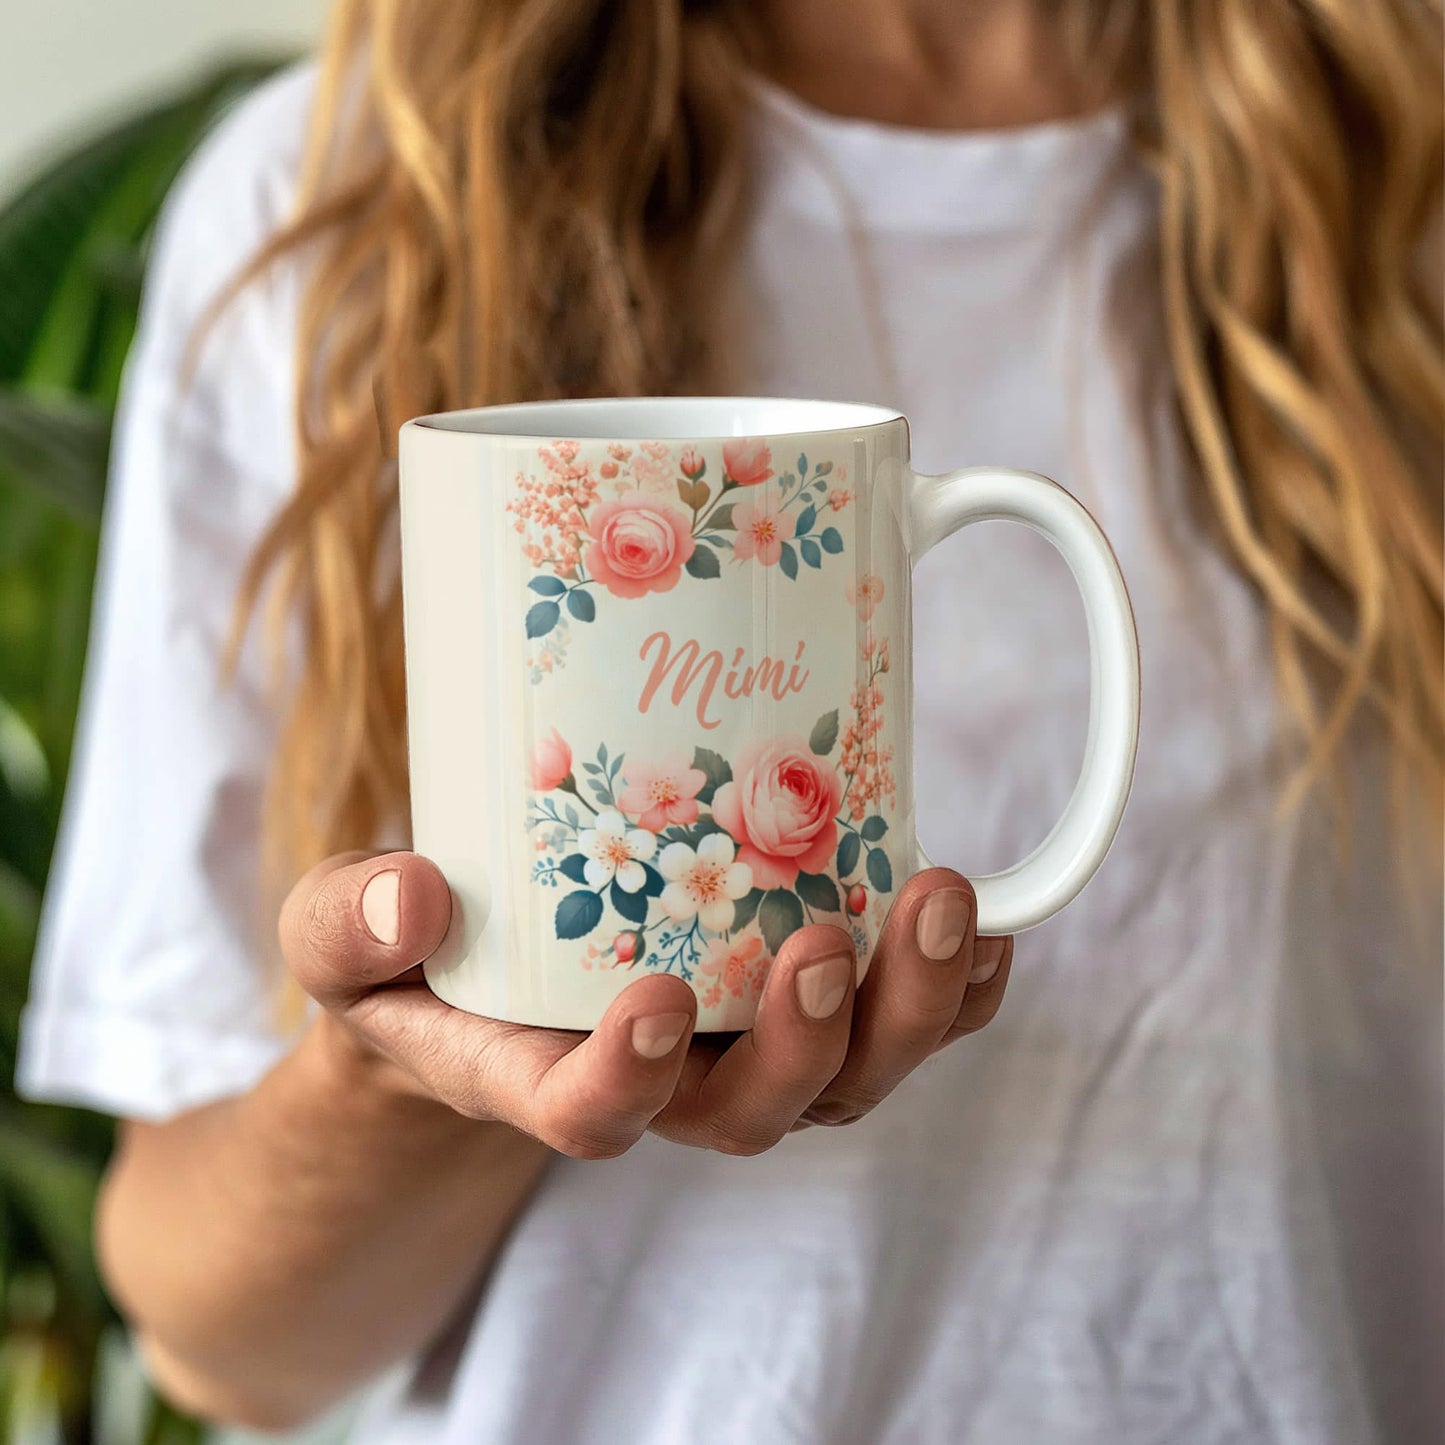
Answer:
[558,853,590,883]
[800,539,821,569]
[808,708,839,755]
[708,502,736,531]
[692,746,732,804]
[795,871,840,913]
[0,390,110,520]
[820,527,844,554]
[797,452,808,476]
[794,504,816,535]
[565,587,596,621]
[528,575,566,596]
[866,848,894,892]
[525,600,560,638]
[837,831,862,878]
[555,889,604,939]
[685,545,721,580]
[779,543,798,580]
[611,879,650,924]
[730,887,764,933]
[860,816,888,842]
[758,888,804,955]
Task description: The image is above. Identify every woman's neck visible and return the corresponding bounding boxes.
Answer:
[748,0,1101,130]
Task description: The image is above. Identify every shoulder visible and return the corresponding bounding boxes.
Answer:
[139,62,318,368]
[124,63,320,504]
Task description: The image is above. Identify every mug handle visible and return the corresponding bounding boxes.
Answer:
[908,466,1140,935]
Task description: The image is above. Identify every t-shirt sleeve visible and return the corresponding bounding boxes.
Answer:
[15,66,318,1122]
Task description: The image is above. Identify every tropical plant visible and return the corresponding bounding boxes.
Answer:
[0,59,283,1445]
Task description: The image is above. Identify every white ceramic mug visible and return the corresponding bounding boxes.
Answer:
[399,398,1139,1030]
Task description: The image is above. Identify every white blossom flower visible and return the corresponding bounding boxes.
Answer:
[658,832,753,931]
[578,810,657,893]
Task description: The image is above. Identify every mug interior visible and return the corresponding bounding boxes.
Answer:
[411,396,902,440]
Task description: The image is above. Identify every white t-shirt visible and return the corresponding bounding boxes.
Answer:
[18,66,1442,1445]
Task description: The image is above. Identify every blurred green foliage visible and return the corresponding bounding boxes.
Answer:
[0,61,282,1444]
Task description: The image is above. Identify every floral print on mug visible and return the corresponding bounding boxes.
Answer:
[511,439,851,679]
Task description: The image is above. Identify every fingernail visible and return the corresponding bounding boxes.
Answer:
[915,887,972,961]
[971,937,1008,984]
[631,1012,690,1059]
[361,869,401,945]
[796,951,853,1020]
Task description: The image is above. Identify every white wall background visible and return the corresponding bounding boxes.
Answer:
[0,0,325,187]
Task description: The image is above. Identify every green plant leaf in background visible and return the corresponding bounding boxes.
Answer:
[0,57,286,1443]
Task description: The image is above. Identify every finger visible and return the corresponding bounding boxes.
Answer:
[353,968,698,1159]
[653,925,855,1155]
[935,934,1014,1048]
[280,851,452,1007]
[802,868,974,1127]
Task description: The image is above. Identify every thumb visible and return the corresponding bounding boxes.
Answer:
[279,851,453,1008]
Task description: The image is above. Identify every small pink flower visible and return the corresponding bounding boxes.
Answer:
[617,754,707,832]
[679,447,706,479]
[529,727,572,791]
[722,438,774,487]
[600,460,619,479]
[613,931,639,963]
[712,736,843,890]
[607,442,632,462]
[552,439,580,463]
[828,488,852,512]
[697,927,771,999]
[585,491,694,599]
[731,500,795,568]
[846,573,886,621]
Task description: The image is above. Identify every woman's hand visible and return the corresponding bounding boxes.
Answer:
[283,851,1012,1159]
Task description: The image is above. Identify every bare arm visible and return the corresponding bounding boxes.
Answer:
[96,850,1011,1429]
[99,1017,549,1430]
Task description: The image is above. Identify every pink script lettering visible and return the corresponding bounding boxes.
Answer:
[637,632,811,729]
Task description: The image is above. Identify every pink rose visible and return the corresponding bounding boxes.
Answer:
[731,499,795,567]
[584,491,694,598]
[712,736,843,889]
[617,753,707,832]
[530,727,572,791]
[722,438,774,487]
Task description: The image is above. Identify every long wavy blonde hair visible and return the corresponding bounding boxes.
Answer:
[230,0,1443,903]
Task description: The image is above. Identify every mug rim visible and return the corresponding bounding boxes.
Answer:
[407,395,905,442]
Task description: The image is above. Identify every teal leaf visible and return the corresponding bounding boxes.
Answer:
[641,863,666,897]
[866,848,894,893]
[731,887,764,933]
[816,460,833,476]
[797,452,808,475]
[794,504,816,536]
[820,527,844,554]
[685,545,721,580]
[758,888,805,955]
[525,600,560,638]
[708,502,736,531]
[800,539,821,569]
[555,889,604,939]
[566,587,596,621]
[809,708,839,755]
[860,816,888,842]
[528,575,566,596]
[795,871,840,913]
[837,831,862,878]
[692,746,732,804]
[558,853,590,884]
[779,543,799,580]
[611,880,650,924]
